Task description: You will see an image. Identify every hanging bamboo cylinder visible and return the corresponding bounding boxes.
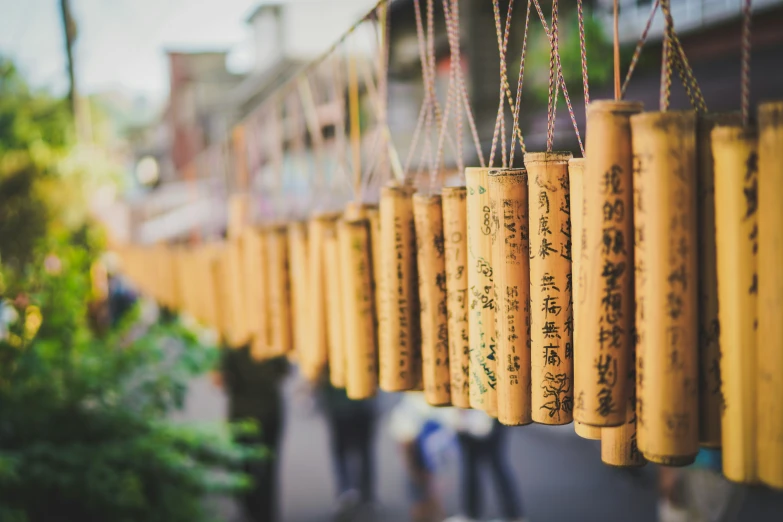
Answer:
[632,110,699,466]
[210,246,230,340]
[712,124,759,484]
[303,214,336,380]
[201,247,221,333]
[465,167,498,416]
[488,168,532,426]
[524,152,574,425]
[323,222,346,388]
[442,186,471,409]
[366,205,383,325]
[757,101,783,490]
[413,193,451,406]
[244,228,270,361]
[378,183,421,391]
[338,216,378,400]
[265,225,292,356]
[601,344,646,467]
[697,113,742,448]
[575,100,642,429]
[226,237,250,348]
[288,221,310,363]
[569,157,600,441]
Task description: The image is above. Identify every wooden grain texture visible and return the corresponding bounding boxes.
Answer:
[243,228,271,361]
[288,221,310,365]
[575,101,642,428]
[466,167,498,416]
[757,101,783,490]
[632,110,699,466]
[324,222,346,388]
[413,194,451,406]
[442,186,471,408]
[524,152,574,425]
[378,184,421,391]
[489,168,532,426]
[338,217,378,400]
[697,113,742,448]
[712,124,759,484]
[266,226,292,357]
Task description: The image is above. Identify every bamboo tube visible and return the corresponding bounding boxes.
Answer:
[323,222,346,388]
[757,101,783,490]
[575,422,601,440]
[366,205,383,325]
[288,221,310,363]
[378,184,421,391]
[569,157,600,440]
[266,226,292,356]
[697,113,742,448]
[210,246,229,339]
[226,237,250,348]
[466,167,498,416]
[632,111,699,466]
[488,168,532,426]
[601,344,646,467]
[338,217,378,400]
[303,214,336,380]
[442,187,471,408]
[202,247,222,333]
[712,125,759,483]
[524,152,574,425]
[575,100,642,428]
[242,228,269,360]
[413,193,451,406]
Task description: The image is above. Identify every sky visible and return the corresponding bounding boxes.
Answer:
[0,0,261,102]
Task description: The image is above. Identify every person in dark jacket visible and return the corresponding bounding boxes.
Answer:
[218,346,289,522]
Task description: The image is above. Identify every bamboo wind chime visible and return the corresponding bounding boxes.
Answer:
[111,0,783,487]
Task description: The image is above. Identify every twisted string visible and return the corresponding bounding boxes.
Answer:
[532,0,583,155]
[444,0,465,175]
[621,0,660,98]
[660,0,707,113]
[546,0,558,152]
[509,0,531,165]
[741,0,752,126]
[489,0,515,168]
[577,0,589,113]
[433,0,461,186]
[452,0,485,168]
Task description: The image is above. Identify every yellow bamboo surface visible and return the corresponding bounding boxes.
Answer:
[757,101,783,490]
[378,184,421,391]
[242,228,270,361]
[413,194,451,406]
[569,158,600,441]
[466,167,498,416]
[303,214,336,380]
[367,205,383,328]
[338,217,378,400]
[575,100,642,428]
[288,221,310,364]
[632,110,699,466]
[489,168,532,426]
[601,345,646,467]
[324,222,346,388]
[697,113,742,448]
[442,186,471,408]
[266,226,292,356]
[712,124,759,484]
[225,237,250,348]
[524,152,574,425]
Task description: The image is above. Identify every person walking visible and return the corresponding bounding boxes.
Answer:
[216,346,289,522]
[445,412,527,522]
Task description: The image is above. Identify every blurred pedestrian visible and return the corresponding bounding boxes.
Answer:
[389,393,452,522]
[313,371,378,521]
[445,413,526,522]
[216,347,289,522]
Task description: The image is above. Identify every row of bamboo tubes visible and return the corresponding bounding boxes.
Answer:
[117,100,782,488]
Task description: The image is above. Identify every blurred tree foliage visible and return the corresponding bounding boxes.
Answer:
[514,4,613,106]
[0,58,255,522]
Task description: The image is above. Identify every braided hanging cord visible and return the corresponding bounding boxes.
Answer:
[741,0,752,126]
[659,0,707,113]
[489,0,515,168]
[432,0,462,187]
[621,0,660,98]
[509,0,532,166]
[545,0,559,152]
[532,0,584,155]
[577,0,589,113]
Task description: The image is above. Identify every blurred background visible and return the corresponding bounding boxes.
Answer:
[2,1,783,522]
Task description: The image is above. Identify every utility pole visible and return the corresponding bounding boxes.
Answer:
[59,0,89,142]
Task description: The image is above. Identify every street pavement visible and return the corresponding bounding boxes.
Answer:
[176,370,783,522]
